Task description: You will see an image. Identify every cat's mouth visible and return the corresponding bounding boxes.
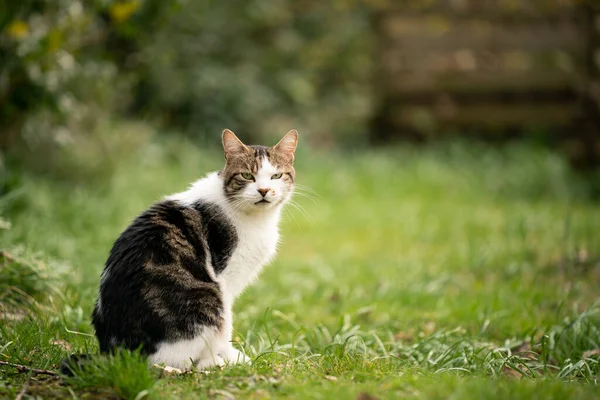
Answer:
[254,199,271,205]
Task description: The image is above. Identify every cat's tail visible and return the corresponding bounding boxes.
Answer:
[59,354,92,376]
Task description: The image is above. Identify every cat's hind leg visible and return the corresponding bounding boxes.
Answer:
[148,328,222,371]
[148,341,197,371]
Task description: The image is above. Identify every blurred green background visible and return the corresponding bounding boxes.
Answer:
[0,0,373,169]
[1,1,599,172]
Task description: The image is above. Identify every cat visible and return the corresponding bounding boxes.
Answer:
[90,129,298,370]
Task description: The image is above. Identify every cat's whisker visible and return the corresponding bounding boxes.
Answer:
[286,199,314,223]
[229,199,248,215]
[292,191,319,204]
[282,205,301,227]
[294,184,321,198]
[289,199,310,215]
[282,204,300,225]
[294,183,319,192]
[290,206,314,225]
[224,197,247,216]
[292,186,321,203]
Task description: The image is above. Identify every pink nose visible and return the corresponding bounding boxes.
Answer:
[257,188,269,197]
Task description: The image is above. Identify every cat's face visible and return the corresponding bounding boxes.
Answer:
[220,129,297,213]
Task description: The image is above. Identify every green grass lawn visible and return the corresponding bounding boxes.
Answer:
[1,130,599,399]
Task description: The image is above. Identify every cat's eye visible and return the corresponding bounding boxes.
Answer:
[241,172,254,180]
[271,173,283,179]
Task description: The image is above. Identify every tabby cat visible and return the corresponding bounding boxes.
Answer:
[91,129,298,370]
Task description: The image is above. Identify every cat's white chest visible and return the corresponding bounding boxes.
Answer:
[218,218,279,300]
[167,172,283,301]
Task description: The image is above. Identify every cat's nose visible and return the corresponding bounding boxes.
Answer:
[257,188,269,197]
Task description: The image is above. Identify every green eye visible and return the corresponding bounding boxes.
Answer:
[271,173,283,179]
[241,172,254,180]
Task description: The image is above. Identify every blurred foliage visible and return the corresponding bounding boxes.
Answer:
[0,0,373,176]
[134,0,373,145]
[0,247,65,311]
[0,0,179,161]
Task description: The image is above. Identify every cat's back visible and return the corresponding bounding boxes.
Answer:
[104,198,237,280]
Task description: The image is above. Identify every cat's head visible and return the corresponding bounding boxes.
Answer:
[220,129,298,213]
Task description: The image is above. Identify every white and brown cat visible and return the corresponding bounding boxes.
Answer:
[91,129,298,370]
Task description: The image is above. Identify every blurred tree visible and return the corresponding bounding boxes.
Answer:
[126,0,372,144]
[0,0,373,161]
[0,0,181,149]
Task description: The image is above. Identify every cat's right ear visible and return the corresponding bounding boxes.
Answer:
[222,129,248,159]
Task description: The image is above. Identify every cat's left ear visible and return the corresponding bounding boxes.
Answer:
[272,129,298,160]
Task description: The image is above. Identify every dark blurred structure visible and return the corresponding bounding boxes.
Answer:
[371,0,600,169]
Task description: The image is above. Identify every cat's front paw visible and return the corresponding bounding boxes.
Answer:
[220,347,250,365]
[195,355,225,371]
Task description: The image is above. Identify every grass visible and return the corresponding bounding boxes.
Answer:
[1,128,599,399]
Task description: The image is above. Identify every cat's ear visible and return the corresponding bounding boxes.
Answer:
[272,129,298,160]
[222,129,249,158]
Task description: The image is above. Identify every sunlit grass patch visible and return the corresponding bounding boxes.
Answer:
[0,248,66,317]
[63,349,157,400]
[237,306,600,379]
